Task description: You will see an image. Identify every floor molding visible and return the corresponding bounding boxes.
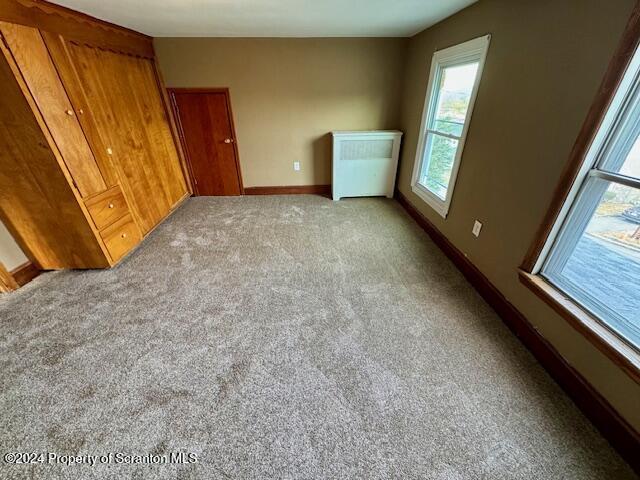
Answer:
[244,185,331,196]
[10,261,40,287]
[395,190,640,474]
[0,262,19,292]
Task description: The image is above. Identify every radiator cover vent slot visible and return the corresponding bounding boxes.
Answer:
[340,139,394,161]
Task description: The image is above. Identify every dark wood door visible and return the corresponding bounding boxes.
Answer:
[170,89,243,196]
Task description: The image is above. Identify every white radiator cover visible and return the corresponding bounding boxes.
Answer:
[332,130,403,201]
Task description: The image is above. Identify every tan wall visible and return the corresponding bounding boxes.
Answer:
[155,37,407,187]
[0,221,27,271]
[397,0,640,429]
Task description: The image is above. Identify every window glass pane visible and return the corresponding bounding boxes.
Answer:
[617,134,640,180]
[544,181,640,348]
[431,62,479,137]
[419,132,459,200]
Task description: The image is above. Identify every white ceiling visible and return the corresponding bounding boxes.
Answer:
[52,0,477,37]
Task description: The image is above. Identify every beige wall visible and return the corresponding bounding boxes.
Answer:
[0,221,27,271]
[397,0,640,429]
[155,37,407,187]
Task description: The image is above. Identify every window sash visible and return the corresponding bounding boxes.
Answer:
[532,40,640,273]
[410,35,491,218]
[540,132,640,353]
[425,128,461,141]
[540,45,640,350]
[542,169,640,351]
[418,131,461,201]
[427,60,478,138]
[595,62,640,180]
[518,5,640,379]
[590,169,640,189]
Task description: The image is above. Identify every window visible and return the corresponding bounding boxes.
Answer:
[535,42,640,353]
[411,35,491,217]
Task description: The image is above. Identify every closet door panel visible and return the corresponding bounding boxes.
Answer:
[130,54,188,207]
[0,48,108,269]
[0,22,106,198]
[98,49,178,228]
[45,37,187,234]
[45,40,159,233]
[41,32,120,188]
[78,45,166,234]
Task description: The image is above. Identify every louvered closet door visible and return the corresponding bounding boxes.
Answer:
[44,36,188,234]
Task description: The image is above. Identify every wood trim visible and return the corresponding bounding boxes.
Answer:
[167,91,199,195]
[0,205,41,271]
[167,87,244,195]
[10,260,39,286]
[223,89,244,194]
[521,2,640,272]
[519,270,640,383]
[0,260,39,292]
[8,0,149,39]
[0,0,153,58]
[244,185,331,196]
[395,190,639,474]
[167,87,232,94]
[0,261,19,292]
[154,61,194,195]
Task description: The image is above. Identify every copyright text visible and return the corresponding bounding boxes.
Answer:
[3,452,198,466]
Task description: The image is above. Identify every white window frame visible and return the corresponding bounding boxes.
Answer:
[536,43,640,352]
[411,35,491,218]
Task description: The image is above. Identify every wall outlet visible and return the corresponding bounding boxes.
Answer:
[293,161,301,171]
[472,220,483,237]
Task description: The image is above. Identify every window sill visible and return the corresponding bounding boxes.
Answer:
[518,270,640,384]
[411,184,448,218]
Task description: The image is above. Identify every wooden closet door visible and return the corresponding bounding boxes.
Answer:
[0,22,107,198]
[44,36,188,234]
[0,47,108,269]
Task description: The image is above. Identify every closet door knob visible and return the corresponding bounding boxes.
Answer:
[224,138,233,144]
[106,148,113,155]
[65,109,74,116]
[121,233,127,239]
[108,203,114,209]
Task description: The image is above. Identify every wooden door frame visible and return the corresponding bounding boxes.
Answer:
[167,87,244,195]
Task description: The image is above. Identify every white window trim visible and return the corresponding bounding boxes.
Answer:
[411,35,491,218]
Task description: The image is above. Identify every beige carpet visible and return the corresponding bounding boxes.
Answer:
[0,195,634,479]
